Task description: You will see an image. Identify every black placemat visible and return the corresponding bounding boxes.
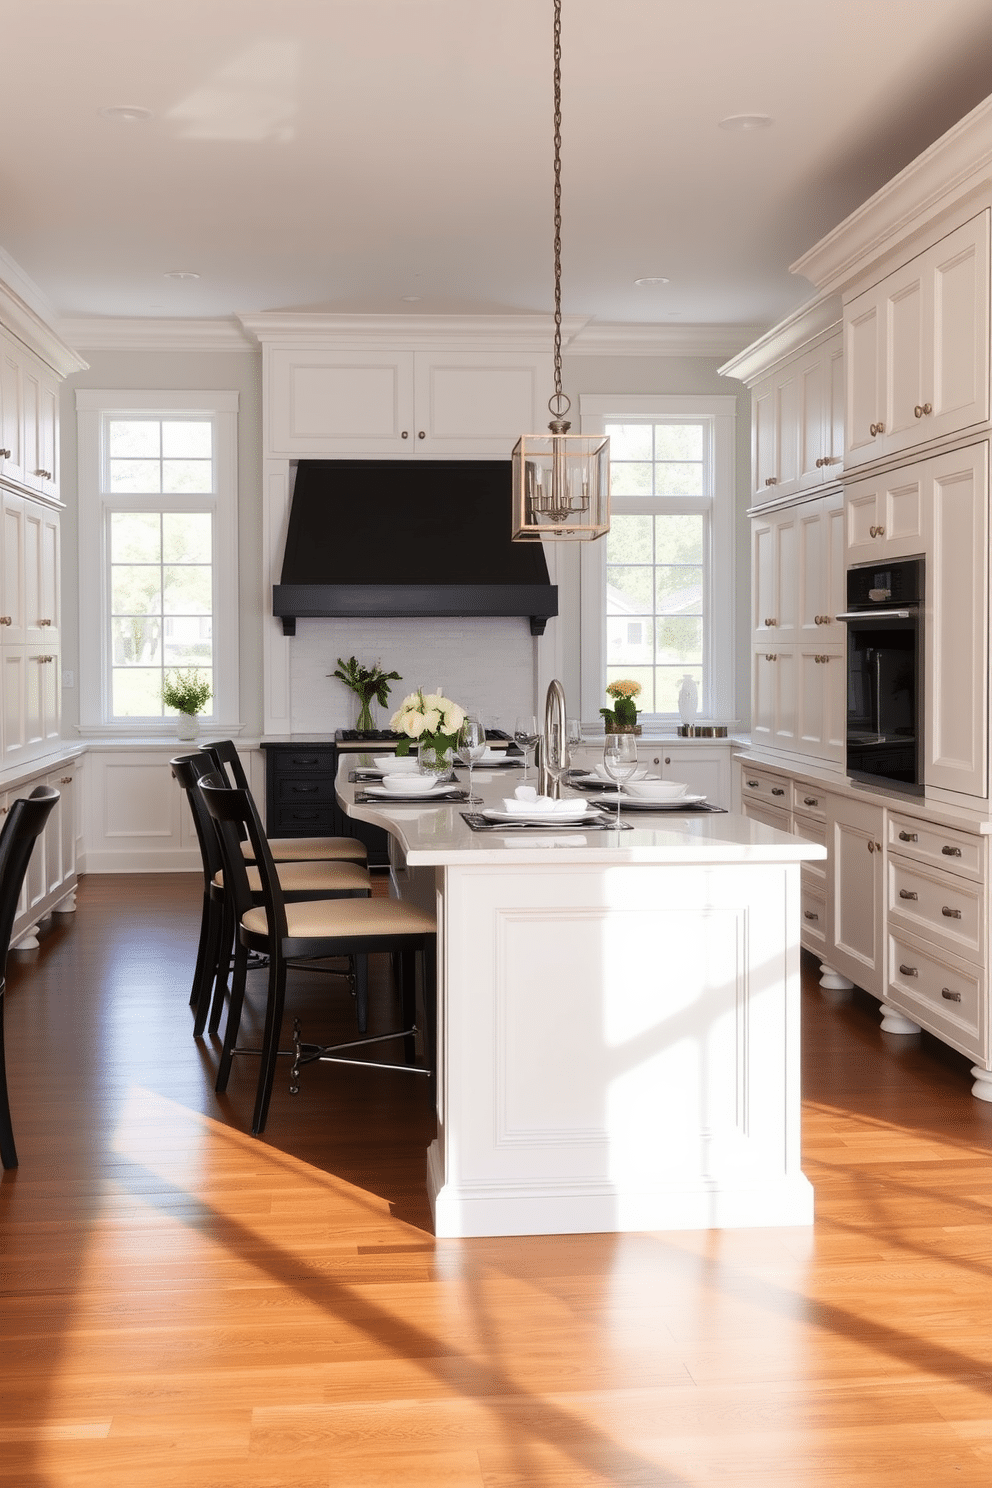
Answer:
[461,811,632,832]
[355,787,470,804]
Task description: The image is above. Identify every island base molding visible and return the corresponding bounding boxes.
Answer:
[427,1146,814,1237]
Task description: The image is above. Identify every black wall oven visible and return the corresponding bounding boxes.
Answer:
[838,558,924,794]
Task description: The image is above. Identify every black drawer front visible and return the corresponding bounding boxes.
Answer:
[270,803,339,832]
[275,776,337,804]
[276,750,336,773]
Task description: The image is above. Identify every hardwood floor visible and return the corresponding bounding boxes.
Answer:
[1,873,990,1487]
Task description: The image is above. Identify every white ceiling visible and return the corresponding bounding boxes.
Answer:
[4,0,992,334]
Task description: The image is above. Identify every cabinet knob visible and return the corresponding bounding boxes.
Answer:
[898,831,918,842]
[34,469,52,479]
[39,618,52,627]
[0,616,11,626]
[803,796,818,807]
[913,403,933,418]
[941,988,962,1002]
[60,776,73,785]
[941,845,963,857]
[664,757,671,765]
[401,430,409,439]
[0,448,10,459]
[418,430,426,440]
[815,457,824,468]
[822,455,841,466]
[764,617,777,627]
[771,786,785,796]
[764,653,777,661]
[746,778,759,788]
[898,963,918,977]
[869,421,885,437]
[869,524,885,538]
[899,889,918,900]
[803,910,819,920]
[868,840,876,853]
[941,906,963,919]
[764,477,778,487]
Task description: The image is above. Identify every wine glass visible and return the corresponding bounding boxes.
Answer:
[514,714,540,782]
[602,734,638,826]
[457,716,487,803]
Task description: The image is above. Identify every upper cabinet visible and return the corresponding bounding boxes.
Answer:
[0,289,85,506]
[844,211,990,472]
[265,345,551,459]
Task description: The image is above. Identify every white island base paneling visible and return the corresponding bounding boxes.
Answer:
[427,859,814,1238]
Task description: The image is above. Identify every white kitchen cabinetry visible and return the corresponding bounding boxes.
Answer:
[21,352,59,498]
[797,335,844,490]
[844,463,926,562]
[750,648,797,755]
[797,491,845,642]
[752,504,798,642]
[747,328,843,506]
[925,443,988,799]
[844,211,990,471]
[266,346,548,458]
[751,363,799,502]
[3,755,80,949]
[641,744,732,807]
[0,333,25,487]
[826,793,886,997]
[0,495,60,768]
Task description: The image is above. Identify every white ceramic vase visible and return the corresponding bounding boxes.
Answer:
[677,675,699,725]
[177,712,199,741]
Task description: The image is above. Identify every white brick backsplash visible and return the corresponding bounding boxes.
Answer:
[289,618,539,734]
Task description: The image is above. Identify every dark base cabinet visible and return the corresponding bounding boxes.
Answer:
[260,742,391,867]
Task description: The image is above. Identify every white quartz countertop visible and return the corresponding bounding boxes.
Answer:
[337,759,825,868]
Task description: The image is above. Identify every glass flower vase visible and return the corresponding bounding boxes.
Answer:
[417,740,454,779]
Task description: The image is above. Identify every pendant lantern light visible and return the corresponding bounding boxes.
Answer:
[511,0,610,542]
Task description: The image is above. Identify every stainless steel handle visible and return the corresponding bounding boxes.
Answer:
[899,963,918,977]
[899,890,918,900]
[941,845,962,857]
[898,831,918,842]
[914,403,933,418]
[941,988,962,1002]
[836,609,912,622]
[941,906,962,919]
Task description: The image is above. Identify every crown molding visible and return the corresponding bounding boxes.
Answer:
[0,280,88,378]
[718,295,842,384]
[56,316,255,352]
[236,311,586,351]
[792,93,992,297]
[565,321,767,358]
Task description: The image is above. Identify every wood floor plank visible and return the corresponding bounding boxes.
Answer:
[1,873,990,1486]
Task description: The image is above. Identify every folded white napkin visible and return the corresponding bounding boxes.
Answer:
[502,787,586,816]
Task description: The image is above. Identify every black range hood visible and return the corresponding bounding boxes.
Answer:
[274,459,558,636]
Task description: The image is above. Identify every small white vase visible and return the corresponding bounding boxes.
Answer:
[177,712,199,742]
[677,675,699,725]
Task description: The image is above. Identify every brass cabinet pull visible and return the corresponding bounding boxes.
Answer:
[418,430,426,440]
[763,617,777,627]
[868,840,876,853]
[869,421,885,436]
[941,845,963,857]
[822,455,841,466]
[803,909,819,921]
[0,448,10,458]
[913,403,933,418]
[803,796,819,807]
[401,430,409,439]
[869,524,886,538]
[765,477,778,486]
[899,889,918,900]
[941,906,962,919]
[60,776,72,785]
[0,616,11,626]
[814,614,833,625]
[899,963,918,977]
[815,457,824,468]
[898,831,918,842]
[771,787,785,797]
[764,653,777,661]
[746,779,759,788]
[34,469,52,480]
[664,756,671,765]
[941,988,962,1002]
[38,618,52,627]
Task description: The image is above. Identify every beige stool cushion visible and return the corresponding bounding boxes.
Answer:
[240,835,368,864]
[215,860,370,895]
[242,895,435,941]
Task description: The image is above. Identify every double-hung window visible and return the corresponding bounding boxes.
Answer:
[76,390,240,732]
[578,395,735,725]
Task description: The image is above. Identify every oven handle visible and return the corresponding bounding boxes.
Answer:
[835,609,913,621]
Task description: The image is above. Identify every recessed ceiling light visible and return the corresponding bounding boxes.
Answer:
[163,270,201,281]
[634,277,670,287]
[401,295,422,303]
[98,104,153,123]
[718,113,774,132]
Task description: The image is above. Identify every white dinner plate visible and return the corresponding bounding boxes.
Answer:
[591,792,706,810]
[365,783,457,801]
[482,803,599,825]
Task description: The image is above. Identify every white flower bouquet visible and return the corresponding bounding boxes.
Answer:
[390,686,466,756]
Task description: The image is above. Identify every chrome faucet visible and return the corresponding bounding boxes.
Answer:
[537,678,568,798]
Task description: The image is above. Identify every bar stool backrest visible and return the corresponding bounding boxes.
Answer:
[0,787,60,978]
[200,740,251,792]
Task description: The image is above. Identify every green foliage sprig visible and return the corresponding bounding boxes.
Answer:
[162,667,212,716]
[331,656,401,731]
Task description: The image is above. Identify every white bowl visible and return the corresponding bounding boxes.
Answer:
[625,777,689,800]
[380,772,442,794]
[592,763,649,782]
[373,753,419,773]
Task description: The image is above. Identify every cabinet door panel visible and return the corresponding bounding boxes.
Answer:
[926,444,988,796]
[413,355,542,453]
[930,214,990,436]
[268,349,415,455]
[1,491,25,641]
[844,294,883,465]
[0,338,24,485]
[798,354,825,486]
[752,381,779,499]
[885,268,926,442]
[828,795,885,995]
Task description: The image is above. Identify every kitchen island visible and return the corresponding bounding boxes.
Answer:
[338,762,825,1238]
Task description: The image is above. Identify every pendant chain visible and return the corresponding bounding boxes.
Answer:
[550,0,568,423]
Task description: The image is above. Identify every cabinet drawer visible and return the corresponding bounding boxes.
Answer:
[271,749,336,774]
[888,857,984,964]
[887,812,984,881]
[791,781,827,818]
[740,767,790,806]
[275,775,337,804]
[270,803,339,833]
[741,798,790,833]
[887,930,983,1058]
[800,883,826,952]
[793,810,827,886]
